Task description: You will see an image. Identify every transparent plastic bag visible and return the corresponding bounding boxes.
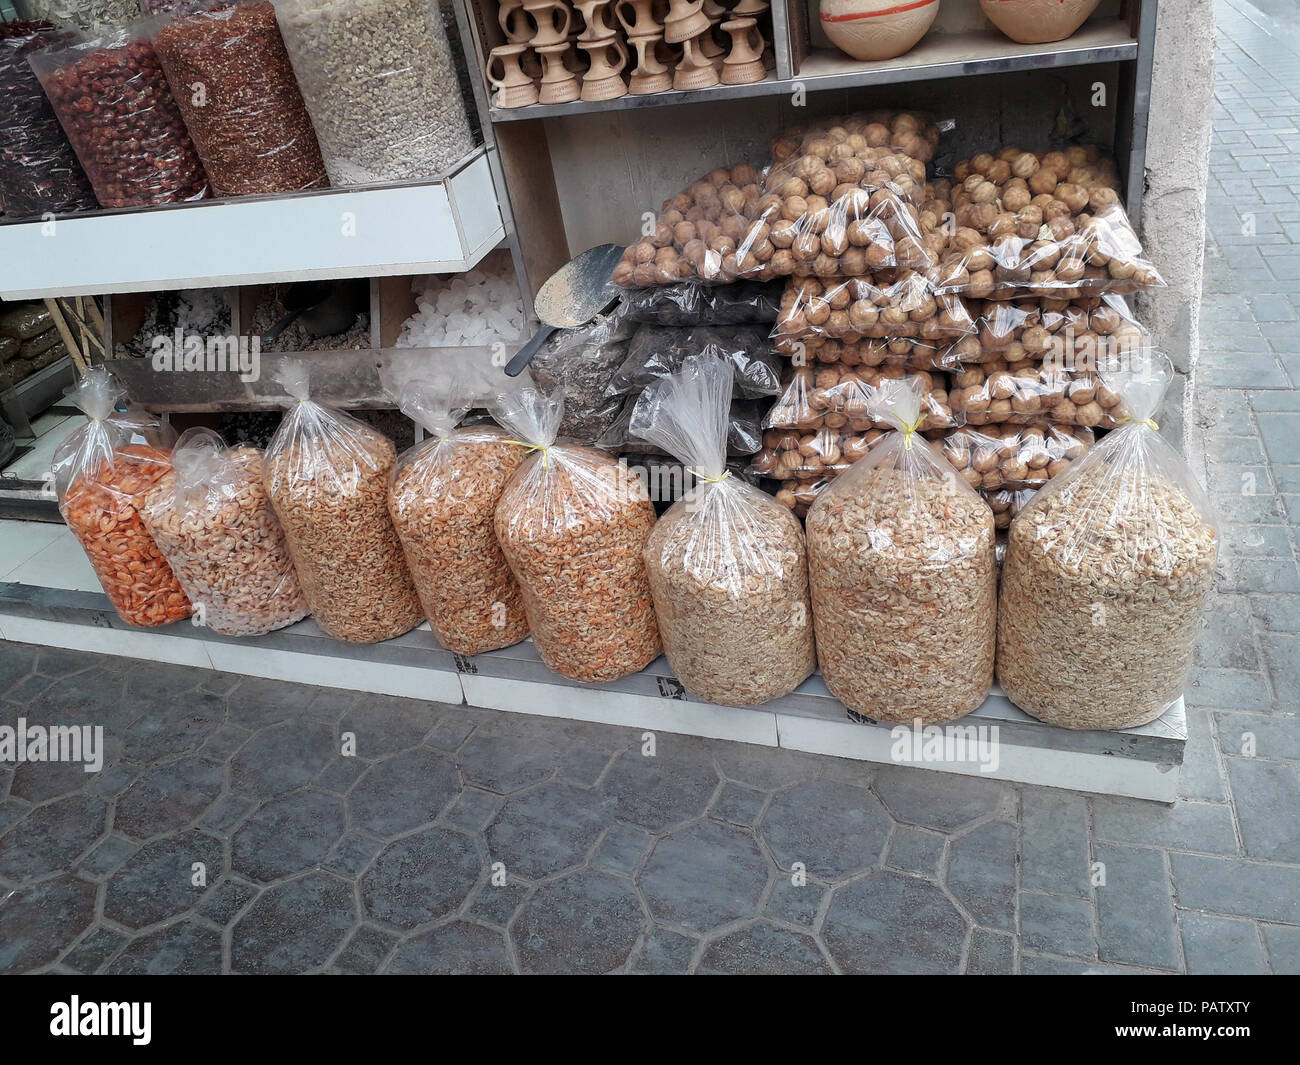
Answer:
[776,334,951,369]
[611,324,780,399]
[29,26,209,208]
[934,147,1164,298]
[16,1,139,32]
[983,485,1036,531]
[52,367,191,627]
[764,364,955,433]
[528,310,635,444]
[151,2,328,196]
[383,365,529,656]
[750,424,886,485]
[806,377,997,723]
[263,362,423,643]
[274,0,476,186]
[949,354,1131,427]
[773,270,974,344]
[629,355,814,706]
[0,22,97,219]
[997,350,1219,729]
[140,427,308,636]
[619,280,783,326]
[940,421,1094,492]
[598,395,763,457]
[956,293,1148,364]
[491,385,660,683]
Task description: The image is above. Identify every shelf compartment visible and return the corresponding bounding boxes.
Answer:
[0,148,504,300]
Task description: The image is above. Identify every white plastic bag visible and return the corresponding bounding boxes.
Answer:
[806,376,997,723]
[263,361,422,643]
[997,350,1219,728]
[492,384,660,683]
[630,355,815,706]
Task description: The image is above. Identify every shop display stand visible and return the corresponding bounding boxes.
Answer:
[0,572,1185,802]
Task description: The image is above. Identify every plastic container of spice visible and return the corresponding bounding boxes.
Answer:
[151,1,328,197]
[273,0,477,187]
[29,27,209,208]
[0,21,97,219]
[15,1,141,33]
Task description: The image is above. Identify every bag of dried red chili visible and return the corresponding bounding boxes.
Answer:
[491,384,661,684]
[0,21,97,220]
[52,368,192,628]
[805,376,997,725]
[28,27,209,208]
[150,1,328,197]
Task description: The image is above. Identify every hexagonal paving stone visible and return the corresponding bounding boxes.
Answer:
[360,827,482,930]
[512,869,645,975]
[121,691,225,762]
[105,920,223,975]
[115,757,225,840]
[231,871,357,974]
[698,921,832,975]
[872,764,1011,831]
[104,830,223,930]
[347,747,460,837]
[225,676,321,730]
[714,746,822,791]
[231,790,347,883]
[760,779,892,881]
[457,716,618,793]
[486,780,615,880]
[945,820,1017,931]
[0,793,107,882]
[0,874,97,972]
[229,720,335,799]
[639,821,767,932]
[122,662,205,705]
[339,696,439,758]
[0,642,36,695]
[823,871,968,974]
[9,754,105,805]
[601,747,719,833]
[28,671,132,731]
[385,922,513,975]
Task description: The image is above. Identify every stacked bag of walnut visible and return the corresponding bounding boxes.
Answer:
[929,146,1165,522]
[630,355,815,706]
[997,352,1218,729]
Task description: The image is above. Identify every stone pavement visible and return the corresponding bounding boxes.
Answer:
[1,0,1298,975]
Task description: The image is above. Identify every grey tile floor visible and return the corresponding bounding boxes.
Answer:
[1,0,1298,975]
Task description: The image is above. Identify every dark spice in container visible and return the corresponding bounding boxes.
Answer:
[0,21,97,219]
[152,2,328,197]
[29,31,209,208]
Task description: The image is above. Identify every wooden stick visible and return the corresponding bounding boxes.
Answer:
[55,301,106,359]
[43,298,90,376]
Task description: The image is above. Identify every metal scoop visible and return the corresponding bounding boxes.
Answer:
[505,243,624,377]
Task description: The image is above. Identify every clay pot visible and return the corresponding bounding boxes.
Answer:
[537,42,581,102]
[499,0,537,43]
[525,0,574,46]
[573,0,619,40]
[487,43,539,107]
[628,31,673,93]
[980,0,1100,45]
[578,36,628,100]
[664,0,711,43]
[819,0,940,62]
[672,31,719,89]
[720,17,766,84]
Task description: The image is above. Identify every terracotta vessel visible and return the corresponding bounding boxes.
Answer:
[487,43,540,107]
[980,0,1100,44]
[616,0,662,35]
[628,31,673,93]
[578,36,629,99]
[819,0,940,62]
[720,17,766,84]
[664,0,711,43]
[524,0,574,46]
[537,41,581,102]
[499,0,537,43]
[672,30,719,88]
[573,0,619,39]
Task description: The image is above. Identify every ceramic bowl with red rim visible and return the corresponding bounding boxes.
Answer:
[820,0,940,62]
[979,0,1100,45]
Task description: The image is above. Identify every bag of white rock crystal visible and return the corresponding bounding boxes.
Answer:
[997,349,1219,729]
[806,375,997,724]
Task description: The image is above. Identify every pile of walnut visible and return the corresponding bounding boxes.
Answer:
[775,335,950,368]
[614,112,947,287]
[764,364,954,434]
[751,424,887,483]
[941,421,1094,492]
[945,294,1149,367]
[949,355,1130,427]
[774,269,973,342]
[935,147,1162,299]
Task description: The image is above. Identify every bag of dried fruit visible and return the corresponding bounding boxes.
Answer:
[630,355,814,706]
[383,364,530,656]
[806,376,997,724]
[492,384,661,683]
[997,350,1218,729]
[139,427,308,636]
[263,362,423,643]
[52,367,191,627]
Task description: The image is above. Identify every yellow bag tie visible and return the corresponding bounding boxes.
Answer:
[1119,415,1159,431]
[899,414,923,451]
[503,439,550,469]
[688,468,731,485]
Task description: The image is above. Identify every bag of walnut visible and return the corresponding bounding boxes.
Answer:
[383,365,529,656]
[140,427,308,637]
[997,351,1218,729]
[630,355,815,706]
[263,362,423,643]
[806,377,997,724]
[492,384,661,683]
